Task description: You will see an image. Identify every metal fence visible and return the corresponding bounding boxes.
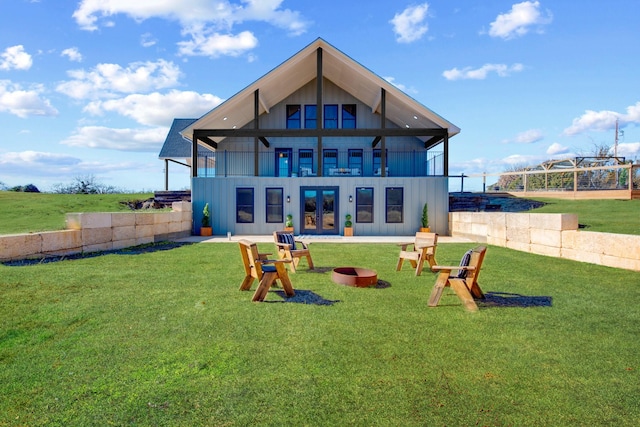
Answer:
[455,163,640,197]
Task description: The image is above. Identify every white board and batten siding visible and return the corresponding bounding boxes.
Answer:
[192,176,449,236]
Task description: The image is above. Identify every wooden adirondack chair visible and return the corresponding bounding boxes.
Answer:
[396,232,438,275]
[428,246,487,312]
[238,239,295,302]
[273,231,314,273]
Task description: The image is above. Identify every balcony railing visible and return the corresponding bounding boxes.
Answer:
[197,149,444,177]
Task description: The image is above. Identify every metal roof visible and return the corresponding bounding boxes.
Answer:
[158,118,197,159]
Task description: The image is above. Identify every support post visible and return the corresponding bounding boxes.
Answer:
[316,47,323,176]
[254,89,259,176]
[381,88,386,177]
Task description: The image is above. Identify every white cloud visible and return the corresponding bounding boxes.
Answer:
[443,63,524,80]
[0,150,80,168]
[488,1,552,39]
[56,59,182,100]
[0,80,58,118]
[61,126,168,152]
[61,47,83,62]
[177,31,258,58]
[384,76,407,91]
[617,142,640,158]
[390,3,430,43]
[84,90,224,126]
[546,142,570,156]
[503,129,544,144]
[562,101,640,136]
[141,33,157,48]
[72,0,309,57]
[0,45,33,70]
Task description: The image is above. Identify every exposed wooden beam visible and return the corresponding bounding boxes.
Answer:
[423,135,443,149]
[194,128,448,138]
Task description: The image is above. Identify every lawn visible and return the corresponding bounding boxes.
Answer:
[530,197,640,235]
[1,241,639,426]
[0,192,154,235]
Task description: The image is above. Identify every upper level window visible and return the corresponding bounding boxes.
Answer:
[323,149,338,176]
[342,104,356,129]
[286,105,301,129]
[348,149,363,172]
[299,149,314,175]
[304,105,317,129]
[236,187,254,223]
[324,105,338,129]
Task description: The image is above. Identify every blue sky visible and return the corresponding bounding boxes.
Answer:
[1,0,639,192]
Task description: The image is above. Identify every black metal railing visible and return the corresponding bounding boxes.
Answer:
[197,149,444,177]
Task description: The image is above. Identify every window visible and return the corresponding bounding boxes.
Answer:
[342,104,356,129]
[236,187,254,223]
[304,105,317,129]
[286,104,301,129]
[299,149,314,175]
[324,104,338,129]
[373,149,388,175]
[348,149,363,172]
[323,149,338,176]
[385,187,403,223]
[356,187,373,223]
[265,188,283,223]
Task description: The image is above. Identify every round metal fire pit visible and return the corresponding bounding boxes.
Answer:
[332,267,378,288]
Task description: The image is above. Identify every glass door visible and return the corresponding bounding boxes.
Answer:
[275,148,292,177]
[300,187,339,235]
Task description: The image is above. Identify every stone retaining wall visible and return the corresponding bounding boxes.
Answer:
[449,212,640,272]
[0,202,192,262]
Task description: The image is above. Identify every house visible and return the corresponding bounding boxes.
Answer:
[161,38,460,236]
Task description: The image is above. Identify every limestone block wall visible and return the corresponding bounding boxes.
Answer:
[0,202,192,262]
[449,212,640,272]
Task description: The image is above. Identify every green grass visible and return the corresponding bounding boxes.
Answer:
[530,198,640,235]
[0,192,153,234]
[2,242,639,425]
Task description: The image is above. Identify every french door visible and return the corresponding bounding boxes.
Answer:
[300,186,339,235]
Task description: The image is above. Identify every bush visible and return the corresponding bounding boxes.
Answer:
[9,184,40,193]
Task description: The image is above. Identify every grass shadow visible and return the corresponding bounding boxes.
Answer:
[270,289,341,306]
[2,241,194,266]
[479,292,553,308]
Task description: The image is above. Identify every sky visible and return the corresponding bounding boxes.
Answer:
[1,0,639,192]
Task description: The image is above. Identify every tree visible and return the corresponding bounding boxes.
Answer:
[52,175,121,194]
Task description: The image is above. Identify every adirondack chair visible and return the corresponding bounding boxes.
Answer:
[238,239,295,302]
[273,231,314,273]
[428,246,487,312]
[396,232,438,275]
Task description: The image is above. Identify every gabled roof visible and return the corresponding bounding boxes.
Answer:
[181,38,459,144]
[158,118,197,159]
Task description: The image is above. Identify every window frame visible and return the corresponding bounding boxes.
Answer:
[304,104,317,129]
[324,104,338,129]
[385,187,403,223]
[356,187,374,223]
[286,104,301,129]
[265,187,284,223]
[236,187,254,223]
[342,104,356,129]
[323,149,338,176]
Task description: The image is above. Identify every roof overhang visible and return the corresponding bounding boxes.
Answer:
[181,38,459,146]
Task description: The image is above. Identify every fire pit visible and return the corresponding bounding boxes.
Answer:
[332,267,378,288]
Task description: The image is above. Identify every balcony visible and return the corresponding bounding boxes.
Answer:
[197,149,444,178]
